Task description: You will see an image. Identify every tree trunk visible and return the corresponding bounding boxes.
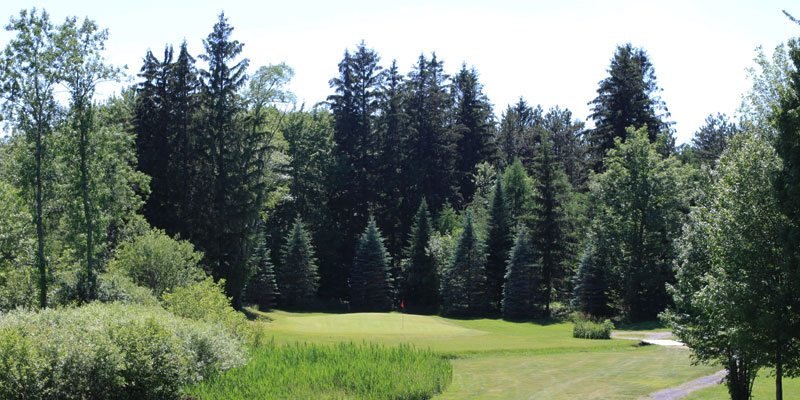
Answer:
[776,348,783,400]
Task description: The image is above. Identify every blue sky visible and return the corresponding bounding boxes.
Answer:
[2,0,798,144]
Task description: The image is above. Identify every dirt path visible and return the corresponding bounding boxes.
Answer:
[639,369,727,400]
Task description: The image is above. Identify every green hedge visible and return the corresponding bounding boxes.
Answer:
[573,318,614,339]
[0,302,246,400]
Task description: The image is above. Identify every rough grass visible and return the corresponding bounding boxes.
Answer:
[684,370,800,399]
[185,341,451,400]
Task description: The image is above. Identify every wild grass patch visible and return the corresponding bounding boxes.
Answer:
[573,318,614,339]
[186,341,452,399]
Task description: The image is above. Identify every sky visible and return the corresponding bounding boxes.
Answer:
[1,0,798,144]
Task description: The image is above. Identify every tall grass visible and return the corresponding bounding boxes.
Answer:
[186,341,452,399]
[572,318,614,339]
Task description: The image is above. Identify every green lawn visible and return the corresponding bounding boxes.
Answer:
[228,310,723,399]
[685,371,800,399]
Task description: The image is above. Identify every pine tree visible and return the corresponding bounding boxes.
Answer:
[571,245,610,318]
[497,98,539,167]
[279,217,319,308]
[588,43,671,171]
[452,65,496,206]
[350,217,393,311]
[502,226,541,319]
[441,211,488,316]
[245,230,278,310]
[401,199,438,312]
[502,159,533,226]
[691,113,737,166]
[541,107,588,190]
[485,177,512,313]
[529,132,574,315]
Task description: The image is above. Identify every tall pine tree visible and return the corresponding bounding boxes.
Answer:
[350,216,393,311]
[485,176,512,313]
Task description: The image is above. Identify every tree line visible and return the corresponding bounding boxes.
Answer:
[2,9,799,399]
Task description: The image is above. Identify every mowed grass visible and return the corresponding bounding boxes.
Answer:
[186,341,451,400]
[685,371,800,399]
[437,346,719,399]
[255,310,632,356]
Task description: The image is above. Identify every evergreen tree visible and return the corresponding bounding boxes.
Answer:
[497,98,539,167]
[245,230,278,310]
[502,226,540,319]
[452,65,496,206]
[690,113,737,167]
[485,176,512,313]
[541,107,587,190]
[325,42,383,300]
[195,13,267,309]
[502,158,533,226]
[279,217,319,308]
[528,132,573,315]
[441,211,488,316]
[401,199,438,312]
[571,244,610,318]
[403,53,458,214]
[350,216,393,311]
[588,43,671,171]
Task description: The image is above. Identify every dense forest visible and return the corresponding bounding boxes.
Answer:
[1,9,800,400]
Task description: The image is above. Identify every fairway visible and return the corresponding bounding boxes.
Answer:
[248,310,724,398]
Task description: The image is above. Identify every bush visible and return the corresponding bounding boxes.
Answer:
[108,229,204,297]
[162,277,249,338]
[53,270,159,307]
[572,317,614,339]
[0,264,38,312]
[186,341,452,400]
[0,302,246,400]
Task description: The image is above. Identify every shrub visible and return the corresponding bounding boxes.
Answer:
[573,317,614,339]
[0,264,38,312]
[0,302,246,400]
[53,270,159,307]
[186,341,452,399]
[162,277,249,337]
[108,229,204,297]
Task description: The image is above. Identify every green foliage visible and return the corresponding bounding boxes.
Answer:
[52,270,159,307]
[502,226,541,319]
[401,199,439,311]
[0,303,245,400]
[587,127,688,321]
[108,229,204,297]
[0,181,31,275]
[497,98,540,168]
[571,245,610,318]
[349,217,393,311]
[502,158,533,226]
[485,177,512,313]
[435,201,459,234]
[664,132,784,400]
[690,113,738,166]
[441,211,488,316]
[278,217,319,308]
[186,341,452,400]
[572,317,613,340]
[0,264,38,311]
[162,276,249,338]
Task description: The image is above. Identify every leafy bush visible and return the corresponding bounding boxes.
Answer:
[0,264,38,311]
[572,317,614,339]
[0,302,246,400]
[53,270,159,307]
[186,341,452,400]
[162,277,249,337]
[108,229,204,297]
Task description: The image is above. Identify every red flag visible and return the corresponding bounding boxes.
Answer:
[401,300,404,310]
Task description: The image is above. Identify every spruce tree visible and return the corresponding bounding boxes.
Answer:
[485,177,512,313]
[588,43,671,171]
[441,211,488,316]
[497,98,540,167]
[279,217,319,308]
[245,230,278,310]
[571,245,610,318]
[401,199,438,312]
[502,226,541,319]
[350,217,393,311]
[690,113,737,167]
[529,132,573,315]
